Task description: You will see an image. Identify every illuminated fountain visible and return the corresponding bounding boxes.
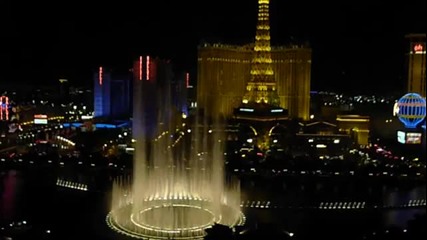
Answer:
[106,75,244,239]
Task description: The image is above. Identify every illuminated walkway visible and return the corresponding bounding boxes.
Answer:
[56,178,88,191]
[240,199,426,210]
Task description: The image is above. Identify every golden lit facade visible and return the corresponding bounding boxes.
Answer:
[197,44,311,120]
[336,115,370,146]
[271,46,311,120]
[197,44,252,118]
[197,0,311,120]
[406,34,426,97]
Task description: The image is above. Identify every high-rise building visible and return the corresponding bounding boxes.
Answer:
[93,67,131,119]
[172,71,190,116]
[271,46,311,120]
[132,56,177,138]
[94,66,111,118]
[197,44,252,118]
[58,78,70,103]
[406,34,426,97]
[110,77,132,118]
[197,0,311,120]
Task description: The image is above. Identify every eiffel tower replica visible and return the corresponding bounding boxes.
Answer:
[235,0,288,122]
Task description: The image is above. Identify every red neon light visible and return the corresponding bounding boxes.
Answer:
[0,96,9,121]
[414,44,424,52]
[139,56,143,81]
[99,66,103,85]
[5,97,8,120]
[146,56,150,81]
[34,114,48,119]
[186,73,190,88]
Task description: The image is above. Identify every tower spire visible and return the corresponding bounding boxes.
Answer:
[243,0,279,105]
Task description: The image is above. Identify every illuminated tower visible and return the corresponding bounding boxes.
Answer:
[196,0,311,120]
[243,0,279,106]
[94,66,111,118]
[406,34,426,97]
[93,67,131,119]
[132,56,175,138]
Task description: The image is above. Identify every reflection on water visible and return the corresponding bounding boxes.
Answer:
[0,168,65,225]
[383,208,425,227]
[0,170,19,221]
[383,186,426,207]
[0,169,425,238]
[240,177,426,208]
[382,185,426,229]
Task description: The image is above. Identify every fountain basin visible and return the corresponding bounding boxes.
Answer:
[107,198,245,239]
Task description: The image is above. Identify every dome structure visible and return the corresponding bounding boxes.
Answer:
[396,93,426,128]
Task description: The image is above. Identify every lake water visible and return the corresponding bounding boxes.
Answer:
[0,167,425,239]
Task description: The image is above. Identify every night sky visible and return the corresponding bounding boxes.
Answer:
[2,0,426,94]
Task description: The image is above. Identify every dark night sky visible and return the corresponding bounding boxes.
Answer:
[2,0,426,94]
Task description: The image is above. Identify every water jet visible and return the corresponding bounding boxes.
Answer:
[106,77,244,239]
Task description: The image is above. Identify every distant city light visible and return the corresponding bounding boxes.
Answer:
[414,43,423,53]
[0,96,9,121]
[240,108,254,112]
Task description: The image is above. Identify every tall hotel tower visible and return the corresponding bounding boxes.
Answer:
[132,56,177,138]
[197,0,311,120]
[93,67,131,119]
[94,66,111,118]
[406,34,426,97]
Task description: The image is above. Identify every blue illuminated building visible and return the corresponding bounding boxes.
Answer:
[92,57,187,138]
[94,66,111,118]
[110,77,131,118]
[396,93,427,128]
[172,71,189,116]
[93,66,131,119]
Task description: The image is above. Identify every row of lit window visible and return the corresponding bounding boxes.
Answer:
[246,85,276,91]
[200,44,310,52]
[200,58,310,64]
[203,58,250,63]
[201,43,251,49]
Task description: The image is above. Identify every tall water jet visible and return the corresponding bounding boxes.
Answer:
[107,69,244,239]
